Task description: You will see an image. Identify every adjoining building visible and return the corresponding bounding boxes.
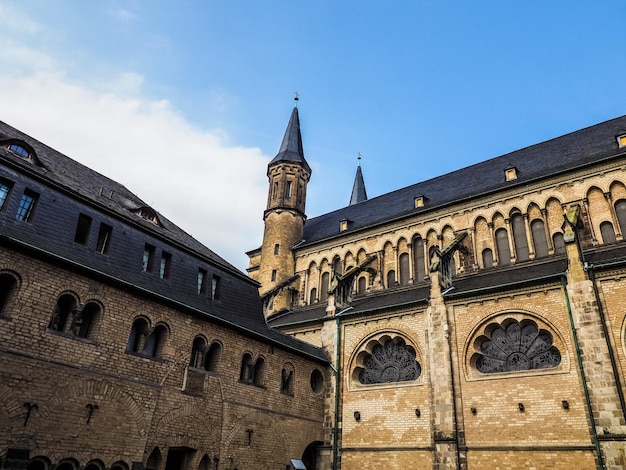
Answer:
[0,120,329,470]
[249,106,626,469]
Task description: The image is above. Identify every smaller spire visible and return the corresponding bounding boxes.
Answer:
[349,154,368,205]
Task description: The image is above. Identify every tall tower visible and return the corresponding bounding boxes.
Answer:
[257,102,311,316]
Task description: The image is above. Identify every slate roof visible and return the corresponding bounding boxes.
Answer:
[349,164,367,205]
[302,115,626,247]
[0,120,328,363]
[268,106,311,173]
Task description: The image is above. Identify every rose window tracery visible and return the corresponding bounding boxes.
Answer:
[356,338,421,385]
[473,319,561,374]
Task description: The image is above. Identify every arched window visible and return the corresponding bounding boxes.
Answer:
[204,342,222,372]
[355,337,421,385]
[413,238,426,282]
[511,213,529,261]
[281,364,294,396]
[553,232,566,254]
[254,357,266,386]
[332,257,342,276]
[240,353,255,383]
[615,199,626,236]
[49,294,78,333]
[190,336,207,369]
[531,219,549,258]
[600,221,617,244]
[495,228,511,266]
[0,272,18,316]
[320,272,330,302]
[482,248,493,268]
[145,324,167,357]
[309,287,317,304]
[84,460,104,470]
[472,319,561,374]
[71,301,99,338]
[198,455,211,470]
[357,276,366,295]
[127,318,150,353]
[111,462,129,470]
[27,458,50,470]
[386,270,396,288]
[310,369,324,393]
[399,252,410,286]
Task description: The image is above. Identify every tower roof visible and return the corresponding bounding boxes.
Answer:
[349,162,368,205]
[269,106,311,173]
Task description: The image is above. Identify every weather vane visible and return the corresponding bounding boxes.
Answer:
[294,91,300,107]
[357,152,362,166]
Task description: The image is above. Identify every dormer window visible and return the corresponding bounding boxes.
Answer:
[133,206,161,226]
[617,134,626,148]
[3,140,36,163]
[414,196,425,208]
[504,167,518,181]
[340,218,349,232]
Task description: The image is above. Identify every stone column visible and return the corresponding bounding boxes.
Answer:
[427,270,461,469]
[564,207,626,468]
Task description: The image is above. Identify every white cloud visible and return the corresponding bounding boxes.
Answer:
[0,55,269,271]
[109,6,136,23]
[0,4,40,34]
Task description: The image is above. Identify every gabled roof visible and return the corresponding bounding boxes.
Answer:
[0,120,328,363]
[349,164,367,205]
[301,115,626,247]
[268,107,311,173]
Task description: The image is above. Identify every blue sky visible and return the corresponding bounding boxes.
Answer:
[1,1,625,269]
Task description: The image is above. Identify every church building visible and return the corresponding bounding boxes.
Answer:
[248,105,626,469]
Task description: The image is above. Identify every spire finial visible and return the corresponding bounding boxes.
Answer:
[294,91,299,107]
[357,152,362,166]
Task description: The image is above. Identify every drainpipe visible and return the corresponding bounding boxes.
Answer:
[332,306,353,470]
[561,275,604,470]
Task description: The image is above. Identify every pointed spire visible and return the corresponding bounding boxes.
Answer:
[350,154,368,205]
[269,104,311,173]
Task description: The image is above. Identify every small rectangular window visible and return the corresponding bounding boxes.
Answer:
[274,244,280,255]
[618,135,626,148]
[142,244,155,272]
[211,275,221,300]
[285,181,292,199]
[414,196,424,208]
[74,214,92,244]
[95,223,112,254]
[198,268,207,294]
[505,168,518,181]
[271,269,277,281]
[159,252,171,279]
[16,189,38,222]
[0,181,11,210]
[340,219,348,232]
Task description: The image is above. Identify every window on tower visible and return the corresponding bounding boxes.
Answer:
[285,181,292,199]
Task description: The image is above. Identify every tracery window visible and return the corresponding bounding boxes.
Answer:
[472,319,561,374]
[354,337,421,385]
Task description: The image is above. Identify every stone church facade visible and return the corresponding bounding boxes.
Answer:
[0,121,328,470]
[248,107,626,469]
